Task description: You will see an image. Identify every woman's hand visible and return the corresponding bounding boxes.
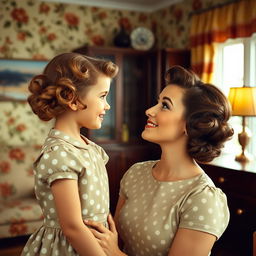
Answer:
[84,214,126,256]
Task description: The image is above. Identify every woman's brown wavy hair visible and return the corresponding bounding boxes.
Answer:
[28,52,118,121]
[165,65,234,163]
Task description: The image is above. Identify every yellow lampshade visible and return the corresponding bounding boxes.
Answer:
[228,87,256,116]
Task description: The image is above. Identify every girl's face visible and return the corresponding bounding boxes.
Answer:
[142,84,187,145]
[76,75,111,129]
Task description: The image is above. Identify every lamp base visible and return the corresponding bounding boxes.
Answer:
[235,153,252,163]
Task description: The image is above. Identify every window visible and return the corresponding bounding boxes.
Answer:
[214,34,256,158]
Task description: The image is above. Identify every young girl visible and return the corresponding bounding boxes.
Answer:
[86,65,234,256]
[21,52,118,256]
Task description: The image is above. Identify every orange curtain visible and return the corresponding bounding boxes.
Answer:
[190,0,256,83]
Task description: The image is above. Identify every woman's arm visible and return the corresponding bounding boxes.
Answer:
[168,228,216,256]
[51,179,106,256]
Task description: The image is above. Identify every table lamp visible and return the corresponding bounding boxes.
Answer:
[228,87,256,162]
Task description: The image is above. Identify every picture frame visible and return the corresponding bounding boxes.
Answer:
[0,58,49,101]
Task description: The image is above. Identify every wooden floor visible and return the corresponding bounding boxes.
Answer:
[0,236,29,256]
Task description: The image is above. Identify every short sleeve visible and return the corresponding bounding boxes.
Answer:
[36,144,84,186]
[179,186,230,240]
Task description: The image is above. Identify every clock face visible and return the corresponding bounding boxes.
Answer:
[131,27,155,51]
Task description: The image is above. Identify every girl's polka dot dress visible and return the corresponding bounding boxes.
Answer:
[21,129,110,256]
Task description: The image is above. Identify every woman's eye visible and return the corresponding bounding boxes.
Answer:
[161,102,170,109]
[100,94,107,99]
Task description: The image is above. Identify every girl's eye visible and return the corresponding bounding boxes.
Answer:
[100,94,107,99]
[161,102,170,110]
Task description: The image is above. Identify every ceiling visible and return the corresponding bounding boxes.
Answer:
[42,0,183,12]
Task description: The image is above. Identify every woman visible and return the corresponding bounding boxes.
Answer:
[86,65,234,256]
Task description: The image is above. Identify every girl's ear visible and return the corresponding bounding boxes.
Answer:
[67,100,79,111]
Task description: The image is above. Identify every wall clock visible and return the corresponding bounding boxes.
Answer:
[130,27,155,51]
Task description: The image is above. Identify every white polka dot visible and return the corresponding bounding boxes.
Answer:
[64,135,70,140]
[36,235,40,241]
[93,176,98,182]
[70,160,76,166]
[146,235,151,240]
[50,220,55,226]
[61,165,67,171]
[95,190,100,196]
[201,198,207,204]
[50,208,55,213]
[48,168,53,174]
[160,240,166,245]
[54,131,60,135]
[41,248,47,254]
[199,215,204,221]
[87,169,92,175]
[204,224,210,229]
[90,199,95,205]
[82,179,87,184]
[43,154,49,159]
[74,141,80,146]
[60,151,67,157]
[152,244,157,249]
[188,221,194,226]
[48,195,53,200]
[155,230,160,236]
[52,159,58,165]
[187,199,192,204]
[164,224,170,230]
[83,209,88,215]
[40,164,45,170]
[82,193,88,200]
[93,216,98,221]
[47,234,53,240]
[84,152,89,158]
[96,204,101,209]
[193,206,198,212]
[208,208,213,214]
[53,146,59,151]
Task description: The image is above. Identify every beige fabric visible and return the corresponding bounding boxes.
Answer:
[118,161,229,256]
[21,129,109,256]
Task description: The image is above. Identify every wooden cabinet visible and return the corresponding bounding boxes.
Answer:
[200,154,256,256]
[156,48,191,93]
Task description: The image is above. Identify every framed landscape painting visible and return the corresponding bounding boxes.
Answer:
[0,59,48,101]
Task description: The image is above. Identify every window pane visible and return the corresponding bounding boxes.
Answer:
[222,43,244,94]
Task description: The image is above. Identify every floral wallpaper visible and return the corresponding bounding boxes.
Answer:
[0,0,233,59]
[0,0,233,147]
[0,0,153,59]
[0,101,53,146]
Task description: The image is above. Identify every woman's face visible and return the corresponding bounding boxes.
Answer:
[142,84,187,145]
